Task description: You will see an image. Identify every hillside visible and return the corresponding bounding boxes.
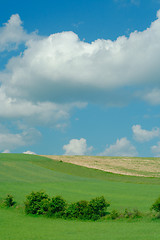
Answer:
[42,155,160,178]
[0,153,159,209]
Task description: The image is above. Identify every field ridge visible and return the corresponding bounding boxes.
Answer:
[42,155,160,178]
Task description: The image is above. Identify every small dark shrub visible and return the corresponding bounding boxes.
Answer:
[24,191,50,215]
[48,196,66,217]
[151,197,160,213]
[4,194,16,207]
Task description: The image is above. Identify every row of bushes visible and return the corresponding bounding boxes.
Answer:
[24,191,110,220]
[2,192,160,221]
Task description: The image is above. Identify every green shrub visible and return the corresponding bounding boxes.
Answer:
[65,200,89,220]
[131,208,142,218]
[24,191,50,215]
[110,210,120,220]
[155,213,160,219]
[124,208,133,218]
[48,196,66,217]
[123,208,142,219]
[4,194,16,207]
[151,197,160,213]
[65,196,110,220]
[87,196,110,220]
[109,208,141,220]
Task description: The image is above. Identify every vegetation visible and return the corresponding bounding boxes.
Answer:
[0,153,160,240]
[24,191,109,220]
[48,196,66,217]
[3,194,16,207]
[151,197,160,213]
[109,208,142,220]
[65,196,109,220]
[1,208,160,240]
[24,191,50,215]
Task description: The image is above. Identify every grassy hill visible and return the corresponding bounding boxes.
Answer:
[0,153,160,240]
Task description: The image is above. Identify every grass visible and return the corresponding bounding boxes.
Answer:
[1,208,160,240]
[0,153,160,239]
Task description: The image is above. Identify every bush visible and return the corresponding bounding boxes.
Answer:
[4,194,16,207]
[124,208,133,218]
[110,210,120,220]
[131,208,142,218]
[109,208,142,220]
[48,196,66,217]
[65,200,89,220]
[87,196,110,220]
[65,196,110,220]
[24,191,50,215]
[151,197,160,213]
[123,208,142,219]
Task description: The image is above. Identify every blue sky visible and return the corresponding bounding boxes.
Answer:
[1,0,160,157]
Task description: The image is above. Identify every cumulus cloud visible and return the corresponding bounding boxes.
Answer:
[0,14,35,52]
[63,138,93,155]
[151,142,160,157]
[23,150,36,155]
[100,137,138,156]
[1,10,160,108]
[132,125,160,142]
[0,11,160,127]
[0,89,86,125]
[0,128,41,152]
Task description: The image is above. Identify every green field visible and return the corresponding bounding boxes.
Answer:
[0,153,160,240]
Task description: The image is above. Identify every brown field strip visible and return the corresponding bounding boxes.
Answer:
[41,155,160,177]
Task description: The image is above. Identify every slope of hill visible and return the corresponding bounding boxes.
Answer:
[0,153,160,209]
[42,155,160,177]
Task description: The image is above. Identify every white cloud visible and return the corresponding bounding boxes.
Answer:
[1,10,160,109]
[0,14,35,52]
[100,137,138,156]
[0,11,160,128]
[0,128,41,152]
[63,138,93,155]
[151,142,160,157]
[142,88,160,105]
[132,125,160,142]
[0,89,87,125]
[23,150,36,155]
[2,149,10,153]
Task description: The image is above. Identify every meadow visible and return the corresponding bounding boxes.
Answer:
[0,153,160,240]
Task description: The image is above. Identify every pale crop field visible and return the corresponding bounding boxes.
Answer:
[42,155,160,177]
